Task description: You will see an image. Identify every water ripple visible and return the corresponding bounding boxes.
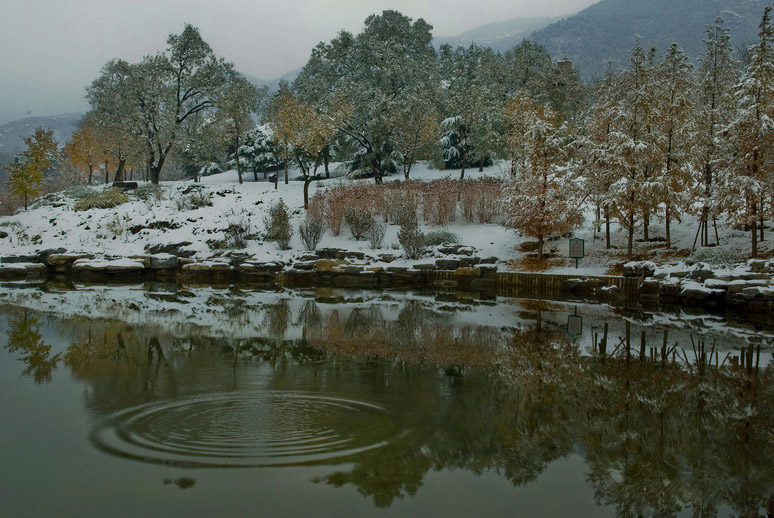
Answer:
[90,392,398,468]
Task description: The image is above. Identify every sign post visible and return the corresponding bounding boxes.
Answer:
[569,238,585,269]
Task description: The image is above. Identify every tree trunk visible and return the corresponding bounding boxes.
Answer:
[537,235,544,261]
[323,145,330,179]
[605,206,611,249]
[459,165,466,181]
[104,160,109,184]
[752,221,758,259]
[87,165,93,185]
[478,156,484,172]
[284,158,289,185]
[113,158,126,183]
[371,158,383,185]
[303,178,312,209]
[665,205,671,249]
[627,213,634,260]
[235,147,243,184]
[253,169,258,182]
[643,211,649,241]
[760,219,765,242]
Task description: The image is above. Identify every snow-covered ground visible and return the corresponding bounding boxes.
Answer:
[0,161,771,274]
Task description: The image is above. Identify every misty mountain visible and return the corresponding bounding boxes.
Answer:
[244,68,302,92]
[530,0,768,80]
[0,113,81,172]
[0,73,88,126]
[434,16,561,52]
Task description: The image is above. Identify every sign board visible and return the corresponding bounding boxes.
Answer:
[569,238,584,268]
[567,314,583,336]
[569,238,585,259]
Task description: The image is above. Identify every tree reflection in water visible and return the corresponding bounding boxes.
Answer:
[7,295,772,516]
[4,310,60,383]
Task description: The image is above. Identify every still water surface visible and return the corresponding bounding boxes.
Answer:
[1,283,772,517]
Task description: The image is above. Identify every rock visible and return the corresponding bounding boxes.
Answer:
[296,254,319,261]
[146,242,195,258]
[623,261,656,278]
[454,267,481,277]
[479,265,498,278]
[412,263,435,271]
[438,245,476,256]
[344,266,364,274]
[0,263,46,279]
[387,266,408,274]
[149,253,180,270]
[459,257,481,267]
[293,262,315,271]
[1,255,40,264]
[111,181,138,190]
[679,281,725,303]
[73,258,146,274]
[317,248,344,259]
[377,254,398,263]
[342,251,365,260]
[0,231,7,239]
[480,257,498,264]
[687,269,715,282]
[315,259,346,271]
[435,259,461,270]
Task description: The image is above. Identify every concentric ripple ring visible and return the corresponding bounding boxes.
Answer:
[90,391,399,468]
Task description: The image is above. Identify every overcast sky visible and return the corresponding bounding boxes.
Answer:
[0,0,596,123]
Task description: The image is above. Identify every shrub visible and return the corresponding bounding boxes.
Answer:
[397,207,424,259]
[345,207,374,240]
[104,212,131,238]
[73,189,129,211]
[176,189,212,210]
[368,221,387,249]
[264,200,293,249]
[63,185,96,200]
[135,184,163,201]
[299,218,325,250]
[424,231,459,247]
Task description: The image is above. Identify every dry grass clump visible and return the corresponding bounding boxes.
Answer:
[315,177,504,235]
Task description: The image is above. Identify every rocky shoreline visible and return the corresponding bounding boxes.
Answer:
[1,248,772,318]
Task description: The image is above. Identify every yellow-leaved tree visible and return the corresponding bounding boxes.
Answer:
[5,128,59,210]
[502,92,582,261]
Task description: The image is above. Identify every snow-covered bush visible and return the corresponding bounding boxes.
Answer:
[299,218,325,250]
[73,189,129,211]
[104,213,131,239]
[264,200,293,250]
[63,185,96,200]
[176,189,213,211]
[424,231,459,247]
[134,184,163,201]
[345,207,374,240]
[689,248,745,267]
[368,221,387,249]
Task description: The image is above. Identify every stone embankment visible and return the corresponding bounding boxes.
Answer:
[626,260,774,317]
[2,248,772,314]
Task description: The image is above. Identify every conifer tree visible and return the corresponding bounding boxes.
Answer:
[653,43,695,248]
[694,17,739,247]
[720,7,773,258]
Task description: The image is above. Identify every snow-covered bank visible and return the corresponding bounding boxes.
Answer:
[0,162,771,279]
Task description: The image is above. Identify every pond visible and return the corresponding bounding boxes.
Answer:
[1,283,772,517]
